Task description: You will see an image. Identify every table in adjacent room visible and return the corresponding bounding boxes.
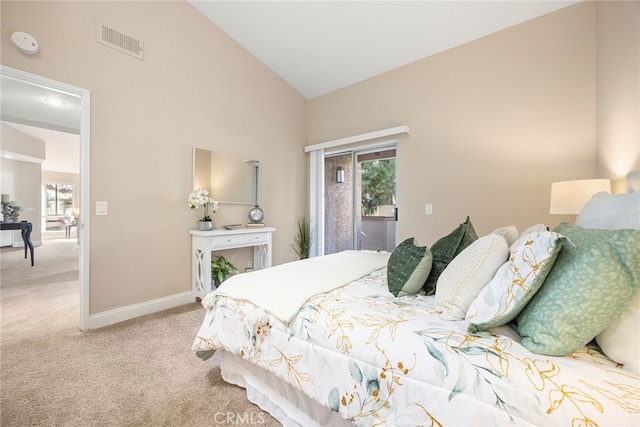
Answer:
[0,221,34,266]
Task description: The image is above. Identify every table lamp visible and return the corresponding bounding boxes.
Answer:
[549,179,611,215]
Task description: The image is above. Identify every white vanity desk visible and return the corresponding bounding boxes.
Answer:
[190,227,275,299]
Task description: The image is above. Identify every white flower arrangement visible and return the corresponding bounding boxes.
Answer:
[188,188,218,221]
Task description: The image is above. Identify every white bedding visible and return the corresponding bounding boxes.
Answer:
[193,255,640,427]
[206,250,389,323]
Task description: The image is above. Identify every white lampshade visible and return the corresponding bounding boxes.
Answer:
[550,179,611,215]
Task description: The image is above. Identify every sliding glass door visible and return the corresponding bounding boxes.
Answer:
[324,146,396,255]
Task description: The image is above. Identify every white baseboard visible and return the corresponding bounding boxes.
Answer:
[88,291,195,330]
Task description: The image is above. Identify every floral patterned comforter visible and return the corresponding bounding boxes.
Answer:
[193,267,640,426]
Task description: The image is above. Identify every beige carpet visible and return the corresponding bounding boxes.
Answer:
[0,238,279,426]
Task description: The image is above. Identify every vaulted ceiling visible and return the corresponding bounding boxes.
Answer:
[188,1,580,99]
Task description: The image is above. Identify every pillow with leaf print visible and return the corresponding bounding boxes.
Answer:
[387,237,432,297]
[517,223,640,356]
[519,223,548,239]
[467,231,565,334]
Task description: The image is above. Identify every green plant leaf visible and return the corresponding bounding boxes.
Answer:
[293,218,311,260]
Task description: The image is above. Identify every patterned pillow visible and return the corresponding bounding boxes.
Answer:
[423,217,478,295]
[517,223,640,356]
[467,231,565,334]
[435,234,508,320]
[387,238,433,297]
[518,223,548,239]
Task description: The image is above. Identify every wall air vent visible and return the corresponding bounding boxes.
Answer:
[97,22,144,60]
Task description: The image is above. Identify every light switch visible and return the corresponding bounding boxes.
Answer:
[96,201,108,216]
[425,204,433,215]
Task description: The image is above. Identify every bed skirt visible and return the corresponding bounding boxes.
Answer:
[219,350,353,427]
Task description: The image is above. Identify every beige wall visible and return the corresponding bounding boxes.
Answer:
[308,2,598,245]
[596,1,640,192]
[1,1,308,314]
[1,124,46,160]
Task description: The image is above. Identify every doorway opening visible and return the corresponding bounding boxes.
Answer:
[324,146,397,255]
[0,65,91,330]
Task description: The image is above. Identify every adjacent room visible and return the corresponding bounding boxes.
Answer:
[1,1,638,425]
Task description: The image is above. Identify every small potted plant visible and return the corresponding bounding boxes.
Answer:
[293,217,311,260]
[188,188,219,230]
[211,255,239,288]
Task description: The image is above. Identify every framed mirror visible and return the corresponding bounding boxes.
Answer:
[193,147,259,205]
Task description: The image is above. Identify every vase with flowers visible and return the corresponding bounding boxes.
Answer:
[188,188,219,231]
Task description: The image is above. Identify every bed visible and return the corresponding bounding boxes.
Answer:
[193,173,640,427]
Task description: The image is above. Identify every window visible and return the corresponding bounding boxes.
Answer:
[45,183,74,215]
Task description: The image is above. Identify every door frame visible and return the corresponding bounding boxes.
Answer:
[1,65,91,330]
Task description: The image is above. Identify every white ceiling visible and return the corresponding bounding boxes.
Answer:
[188,0,580,99]
[1,74,81,174]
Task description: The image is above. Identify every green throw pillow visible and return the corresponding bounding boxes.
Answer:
[423,216,478,295]
[517,222,640,356]
[387,238,433,297]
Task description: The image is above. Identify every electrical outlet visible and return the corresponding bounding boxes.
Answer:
[247,260,253,269]
[425,204,433,215]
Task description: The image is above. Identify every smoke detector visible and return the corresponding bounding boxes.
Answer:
[10,31,39,54]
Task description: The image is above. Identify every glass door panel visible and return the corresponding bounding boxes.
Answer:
[324,147,397,255]
[324,153,353,255]
[359,150,396,252]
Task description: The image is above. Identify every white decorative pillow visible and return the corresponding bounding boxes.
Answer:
[491,225,519,246]
[595,199,640,374]
[435,234,508,320]
[611,204,640,230]
[596,290,640,375]
[467,231,565,334]
[519,223,547,238]
[575,191,640,229]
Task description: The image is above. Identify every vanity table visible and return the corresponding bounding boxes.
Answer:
[190,227,275,299]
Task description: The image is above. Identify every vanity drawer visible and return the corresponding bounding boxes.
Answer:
[211,234,243,248]
[244,233,269,245]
